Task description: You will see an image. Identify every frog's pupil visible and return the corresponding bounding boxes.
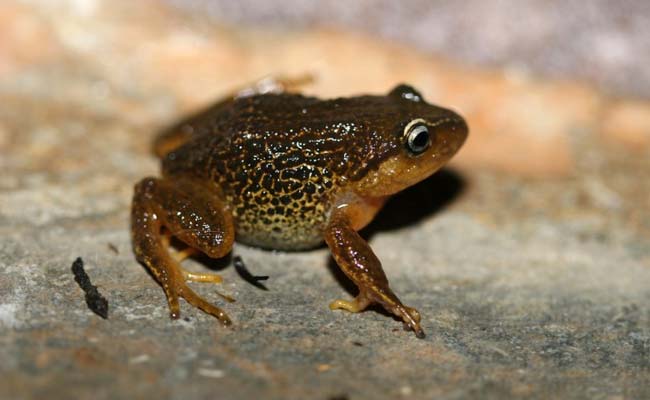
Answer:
[412,130,428,148]
[407,124,430,154]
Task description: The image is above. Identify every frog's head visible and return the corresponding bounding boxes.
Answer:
[352,84,468,198]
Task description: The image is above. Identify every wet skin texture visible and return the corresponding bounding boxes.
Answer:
[131,80,468,337]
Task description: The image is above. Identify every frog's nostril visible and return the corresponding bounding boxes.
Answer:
[435,118,467,139]
[434,117,468,156]
[448,117,468,134]
[445,119,469,145]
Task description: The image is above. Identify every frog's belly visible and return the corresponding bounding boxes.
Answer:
[232,205,329,251]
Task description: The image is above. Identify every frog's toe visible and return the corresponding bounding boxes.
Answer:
[181,267,224,285]
[166,288,182,320]
[394,304,425,339]
[161,271,232,325]
[173,246,200,263]
[329,292,371,313]
[176,282,232,326]
[404,305,421,324]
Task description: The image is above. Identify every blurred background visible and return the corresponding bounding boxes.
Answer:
[168,0,650,98]
[3,0,649,178]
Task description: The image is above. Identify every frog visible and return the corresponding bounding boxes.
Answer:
[131,78,468,338]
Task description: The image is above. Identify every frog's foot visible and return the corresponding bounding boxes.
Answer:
[163,271,232,325]
[132,177,236,326]
[162,247,232,325]
[329,291,424,338]
[325,212,426,338]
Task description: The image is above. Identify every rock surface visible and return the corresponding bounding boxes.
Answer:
[1,1,649,399]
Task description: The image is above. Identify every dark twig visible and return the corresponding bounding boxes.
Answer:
[233,255,269,291]
[71,257,109,319]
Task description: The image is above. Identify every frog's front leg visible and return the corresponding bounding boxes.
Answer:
[131,176,235,325]
[325,213,425,338]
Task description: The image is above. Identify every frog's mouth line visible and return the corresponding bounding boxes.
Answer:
[353,156,443,197]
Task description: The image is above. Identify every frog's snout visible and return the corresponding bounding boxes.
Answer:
[434,115,469,158]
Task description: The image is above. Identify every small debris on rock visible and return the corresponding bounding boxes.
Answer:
[197,368,225,379]
[71,257,109,319]
[107,243,119,254]
[233,255,269,291]
[317,364,331,372]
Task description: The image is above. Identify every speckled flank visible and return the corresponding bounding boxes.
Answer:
[161,92,464,249]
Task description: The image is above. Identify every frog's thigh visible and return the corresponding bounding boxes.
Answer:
[324,214,425,338]
[153,74,314,158]
[237,74,315,96]
[131,176,234,324]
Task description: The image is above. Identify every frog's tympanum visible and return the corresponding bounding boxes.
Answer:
[131,79,468,338]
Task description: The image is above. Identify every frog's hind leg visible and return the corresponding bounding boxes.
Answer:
[131,176,235,325]
[153,73,315,158]
[234,74,315,98]
[324,213,424,338]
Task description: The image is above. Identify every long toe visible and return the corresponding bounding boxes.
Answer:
[179,283,232,326]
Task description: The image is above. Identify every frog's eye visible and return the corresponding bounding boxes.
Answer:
[405,122,431,155]
[389,84,423,102]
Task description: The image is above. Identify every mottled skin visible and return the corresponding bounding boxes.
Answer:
[132,79,468,337]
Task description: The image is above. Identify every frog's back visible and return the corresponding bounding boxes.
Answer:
[161,93,400,250]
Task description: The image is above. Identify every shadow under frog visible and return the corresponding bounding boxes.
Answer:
[131,78,468,338]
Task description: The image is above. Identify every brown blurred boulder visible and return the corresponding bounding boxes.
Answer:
[2,0,647,178]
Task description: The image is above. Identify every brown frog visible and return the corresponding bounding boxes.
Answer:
[131,79,468,338]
